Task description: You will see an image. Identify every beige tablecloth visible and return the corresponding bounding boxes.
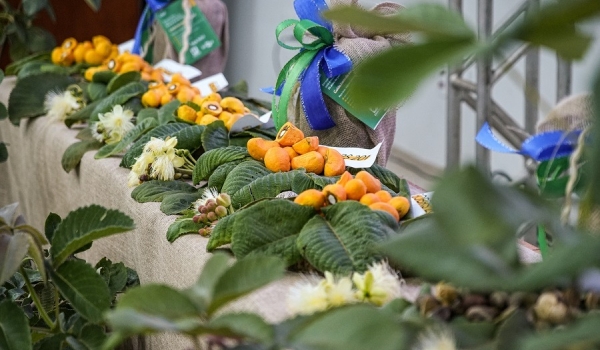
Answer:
[0,76,540,348]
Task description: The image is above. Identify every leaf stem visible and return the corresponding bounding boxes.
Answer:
[53,286,61,332]
[176,167,193,175]
[20,266,55,330]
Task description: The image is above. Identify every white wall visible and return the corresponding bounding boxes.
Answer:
[223,0,600,181]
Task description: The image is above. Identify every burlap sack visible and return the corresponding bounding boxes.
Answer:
[288,0,410,166]
[151,0,229,77]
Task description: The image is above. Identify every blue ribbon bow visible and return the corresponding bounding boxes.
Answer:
[475,122,582,161]
[271,0,353,130]
[132,0,172,56]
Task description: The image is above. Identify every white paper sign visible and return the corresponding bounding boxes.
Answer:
[258,111,275,129]
[154,59,202,81]
[118,39,135,54]
[327,143,382,169]
[407,192,433,219]
[191,73,229,95]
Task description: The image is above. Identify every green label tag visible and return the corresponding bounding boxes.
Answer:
[321,74,389,130]
[155,0,221,64]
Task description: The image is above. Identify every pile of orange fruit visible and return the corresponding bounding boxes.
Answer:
[247,122,345,176]
[85,51,164,82]
[142,73,205,107]
[175,93,250,131]
[294,170,411,221]
[52,35,118,67]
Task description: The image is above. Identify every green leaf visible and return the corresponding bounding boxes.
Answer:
[496,310,534,350]
[171,124,204,151]
[91,70,116,84]
[0,300,32,350]
[0,233,29,286]
[201,120,229,151]
[206,214,236,251]
[291,172,337,193]
[89,82,146,121]
[61,139,103,173]
[158,100,180,125]
[297,201,395,274]
[207,313,274,344]
[186,253,230,310]
[95,118,158,159]
[207,160,244,191]
[44,212,61,242]
[0,103,6,120]
[65,100,101,128]
[207,255,285,315]
[166,217,204,242]
[26,27,55,53]
[34,334,67,350]
[8,73,75,125]
[107,71,141,94]
[50,205,135,267]
[136,108,159,124]
[221,161,271,201]
[50,260,111,323]
[193,146,249,184]
[160,192,203,215]
[0,69,3,83]
[522,313,600,350]
[349,39,476,111]
[120,123,190,168]
[24,234,46,283]
[0,143,7,163]
[67,324,106,350]
[87,82,107,102]
[131,180,198,203]
[231,199,315,266]
[5,51,50,76]
[232,170,304,208]
[23,0,48,16]
[95,258,128,297]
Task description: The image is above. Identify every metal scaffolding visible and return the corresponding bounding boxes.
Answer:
[446,0,572,173]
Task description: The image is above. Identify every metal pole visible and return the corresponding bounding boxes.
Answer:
[557,56,572,102]
[446,0,463,171]
[492,44,530,83]
[476,0,492,173]
[524,0,540,134]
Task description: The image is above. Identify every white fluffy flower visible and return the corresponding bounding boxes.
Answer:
[412,327,456,350]
[287,277,329,316]
[127,137,185,187]
[352,261,402,306]
[323,272,356,307]
[150,154,175,181]
[44,90,81,122]
[96,105,135,144]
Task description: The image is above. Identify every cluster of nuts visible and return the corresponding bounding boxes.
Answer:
[247,122,346,176]
[294,170,410,221]
[85,51,164,82]
[193,193,232,237]
[418,282,600,330]
[176,94,249,131]
[52,36,118,67]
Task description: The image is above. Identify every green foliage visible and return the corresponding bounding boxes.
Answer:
[120,122,189,168]
[206,213,236,251]
[207,160,244,191]
[95,117,158,159]
[89,82,146,121]
[166,216,204,242]
[158,99,180,125]
[0,300,32,350]
[202,120,229,150]
[61,139,103,173]
[232,169,304,208]
[221,160,272,203]
[160,192,203,215]
[193,146,249,184]
[131,180,199,203]
[106,71,141,94]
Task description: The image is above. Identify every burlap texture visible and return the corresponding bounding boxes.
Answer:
[151,0,229,77]
[288,0,410,166]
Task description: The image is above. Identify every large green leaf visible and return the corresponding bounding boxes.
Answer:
[91,70,116,84]
[120,123,190,168]
[221,160,271,201]
[231,199,315,266]
[166,217,204,243]
[50,205,135,267]
[206,313,274,344]
[232,170,304,208]
[64,100,101,128]
[26,27,55,53]
[0,232,29,286]
[297,201,395,274]
[44,212,61,243]
[67,324,106,350]
[131,180,198,203]
[160,192,203,215]
[201,120,229,151]
[158,100,180,125]
[87,82,108,102]
[0,300,32,350]
[107,71,141,94]
[206,214,236,251]
[207,255,285,315]
[89,82,146,121]
[8,73,75,125]
[193,146,249,184]
[170,124,204,151]
[0,143,7,163]
[291,172,338,193]
[186,253,231,310]
[61,139,103,173]
[5,51,50,76]
[207,160,244,191]
[95,118,158,159]
[50,260,111,323]
[136,108,159,124]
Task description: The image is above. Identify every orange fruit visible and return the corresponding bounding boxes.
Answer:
[171,72,191,86]
[276,122,305,146]
[218,111,233,123]
[292,136,319,155]
[196,115,219,126]
[51,47,63,65]
[225,113,242,131]
[291,151,325,174]
[321,147,346,177]
[84,50,105,65]
[375,190,393,202]
[247,138,281,161]
[369,202,400,221]
[355,171,381,193]
[294,189,325,210]
[322,184,347,205]
[205,92,223,103]
[176,87,196,103]
[359,193,380,206]
[388,196,411,219]
[264,147,291,172]
[344,179,367,201]
[141,90,161,108]
[336,171,353,186]
[201,101,222,116]
[220,97,245,114]
[283,147,299,160]
[177,105,197,122]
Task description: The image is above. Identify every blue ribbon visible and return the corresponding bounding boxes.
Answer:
[476,122,582,161]
[132,0,172,55]
[271,0,352,130]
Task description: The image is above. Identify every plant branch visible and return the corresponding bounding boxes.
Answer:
[20,266,55,330]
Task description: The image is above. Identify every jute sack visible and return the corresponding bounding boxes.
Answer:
[288,0,410,166]
[151,0,229,77]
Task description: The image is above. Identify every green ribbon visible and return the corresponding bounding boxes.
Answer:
[272,19,334,130]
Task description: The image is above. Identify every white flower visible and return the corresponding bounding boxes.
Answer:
[97,105,135,144]
[90,122,105,142]
[193,187,220,209]
[127,137,185,187]
[127,170,142,187]
[323,272,356,307]
[352,261,402,306]
[287,277,329,316]
[44,90,81,122]
[412,327,456,350]
[150,154,176,181]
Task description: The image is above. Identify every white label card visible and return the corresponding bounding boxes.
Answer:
[118,39,135,54]
[154,59,202,81]
[327,143,382,169]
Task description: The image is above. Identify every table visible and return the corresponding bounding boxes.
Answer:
[0,76,541,349]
